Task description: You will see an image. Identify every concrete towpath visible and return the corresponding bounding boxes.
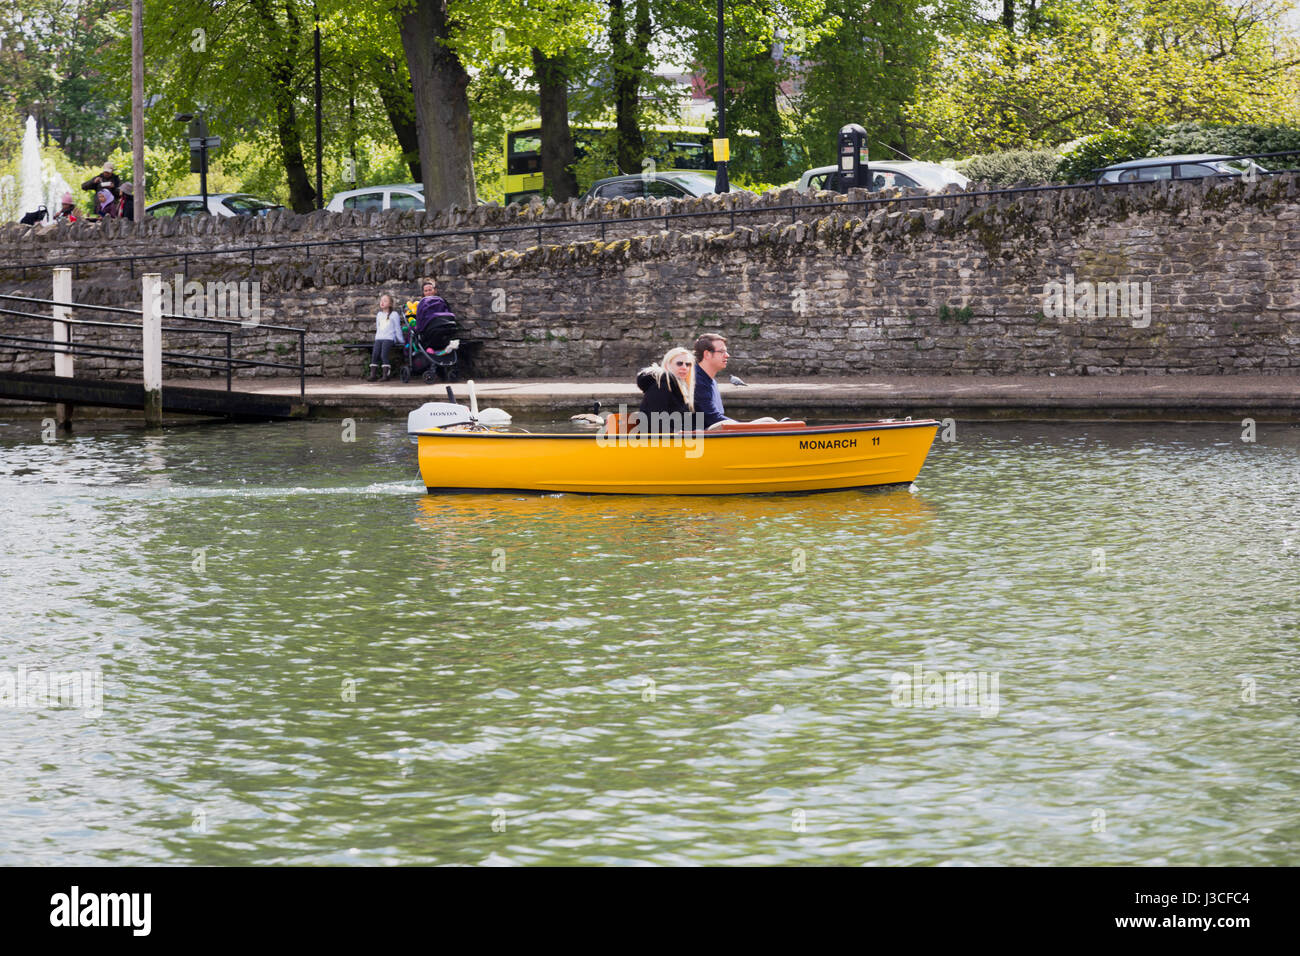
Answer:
[166,374,1300,422]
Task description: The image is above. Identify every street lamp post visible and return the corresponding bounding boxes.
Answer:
[314,4,323,210]
[176,111,215,215]
[131,0,145,213]
[714,0,729,193]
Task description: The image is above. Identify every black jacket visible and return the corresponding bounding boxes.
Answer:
[636,368,690,432]
[81,172,122,196]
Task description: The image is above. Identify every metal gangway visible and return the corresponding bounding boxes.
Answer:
[0,269,307,425]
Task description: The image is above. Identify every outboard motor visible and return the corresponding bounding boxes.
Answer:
[407,402,474,433]
[407,382,511,434]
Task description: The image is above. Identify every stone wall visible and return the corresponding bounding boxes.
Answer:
[1,174,1297,380]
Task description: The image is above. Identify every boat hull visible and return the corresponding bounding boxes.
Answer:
[416,420,939,495]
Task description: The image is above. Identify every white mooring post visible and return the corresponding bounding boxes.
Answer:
[52,267,74,429]
[142,273,163,427]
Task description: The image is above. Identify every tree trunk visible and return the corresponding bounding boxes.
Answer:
[371,54,422,183]
[752,45,786,181]
[251,0,316,213]
[1002,0,1015,32]
[609,0,649,174]
[398,0,477,209]
[532,48,578,201]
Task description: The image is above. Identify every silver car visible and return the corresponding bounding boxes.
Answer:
[797,161,970,194]
[1094,154,1268,184]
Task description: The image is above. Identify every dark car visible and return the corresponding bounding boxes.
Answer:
[581,171,754,201]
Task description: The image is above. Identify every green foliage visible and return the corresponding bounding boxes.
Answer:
[731,172,782,194]
[909,0,1300,158]
[6,0,1300,217]
[791,0,948,168]
[0,1,131,165]
[1055,127,1164,183]
[1057,122,1300,182]
[680,0,835,183]
[957,148,1065,185]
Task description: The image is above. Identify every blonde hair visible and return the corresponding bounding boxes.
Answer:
[660,346,694,409]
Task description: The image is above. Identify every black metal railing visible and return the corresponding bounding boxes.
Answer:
[0,293,307,397]
[7,151,1297,282]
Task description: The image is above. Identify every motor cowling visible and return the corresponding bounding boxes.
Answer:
[407,402,473,433]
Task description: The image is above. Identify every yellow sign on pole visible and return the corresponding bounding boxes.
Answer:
[712,138,730,162]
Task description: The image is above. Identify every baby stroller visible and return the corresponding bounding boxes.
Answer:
[402,302,462,384]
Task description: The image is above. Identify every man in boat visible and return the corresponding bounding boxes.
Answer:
[692,333,778,429]
[693,333,736,428]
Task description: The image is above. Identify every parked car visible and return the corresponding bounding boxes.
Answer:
[326,183,426,212]
[1094,154,1268,184]
[797,161,970,194]
[581,170,755,201]
[145,193,283,218]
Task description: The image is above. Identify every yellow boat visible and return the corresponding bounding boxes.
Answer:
[415,419,940,495]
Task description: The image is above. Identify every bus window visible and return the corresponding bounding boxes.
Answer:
[664,142,710,170]
[507,131,543,175]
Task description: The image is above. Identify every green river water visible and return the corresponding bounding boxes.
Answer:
[0,414,1296,865]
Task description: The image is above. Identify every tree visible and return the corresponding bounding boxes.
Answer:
[678,0,837,183]
[127,0,332,212]
[791,0,947,167]
[323,1,424,183]
[248,0,317,211]
[907,0,1300,157]
[608,0,652,173]
[451,0,604,201]
[397,0,477,207]
[532,48,579,199]
[1,1,130,164]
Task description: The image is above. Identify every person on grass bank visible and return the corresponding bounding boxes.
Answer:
[368,293,404,381]
[81,162,121,202]
[55,192,78,222]
[634,346,695,433]
[116,182,135,221]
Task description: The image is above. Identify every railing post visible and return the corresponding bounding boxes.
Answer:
[226,332,233,391]
[142,273,163,427]
[298,330,306,399]
[52,267,75,430]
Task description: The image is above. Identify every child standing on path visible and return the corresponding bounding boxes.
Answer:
[369,293,404,381]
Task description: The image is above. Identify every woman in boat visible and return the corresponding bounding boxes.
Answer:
[634,347,695,433]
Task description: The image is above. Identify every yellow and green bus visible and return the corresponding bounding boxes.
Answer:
[505,121,735,204]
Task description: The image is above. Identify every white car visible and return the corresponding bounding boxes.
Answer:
[326,184,425,212]
[146,193,283,218]
[797,161,969,194]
